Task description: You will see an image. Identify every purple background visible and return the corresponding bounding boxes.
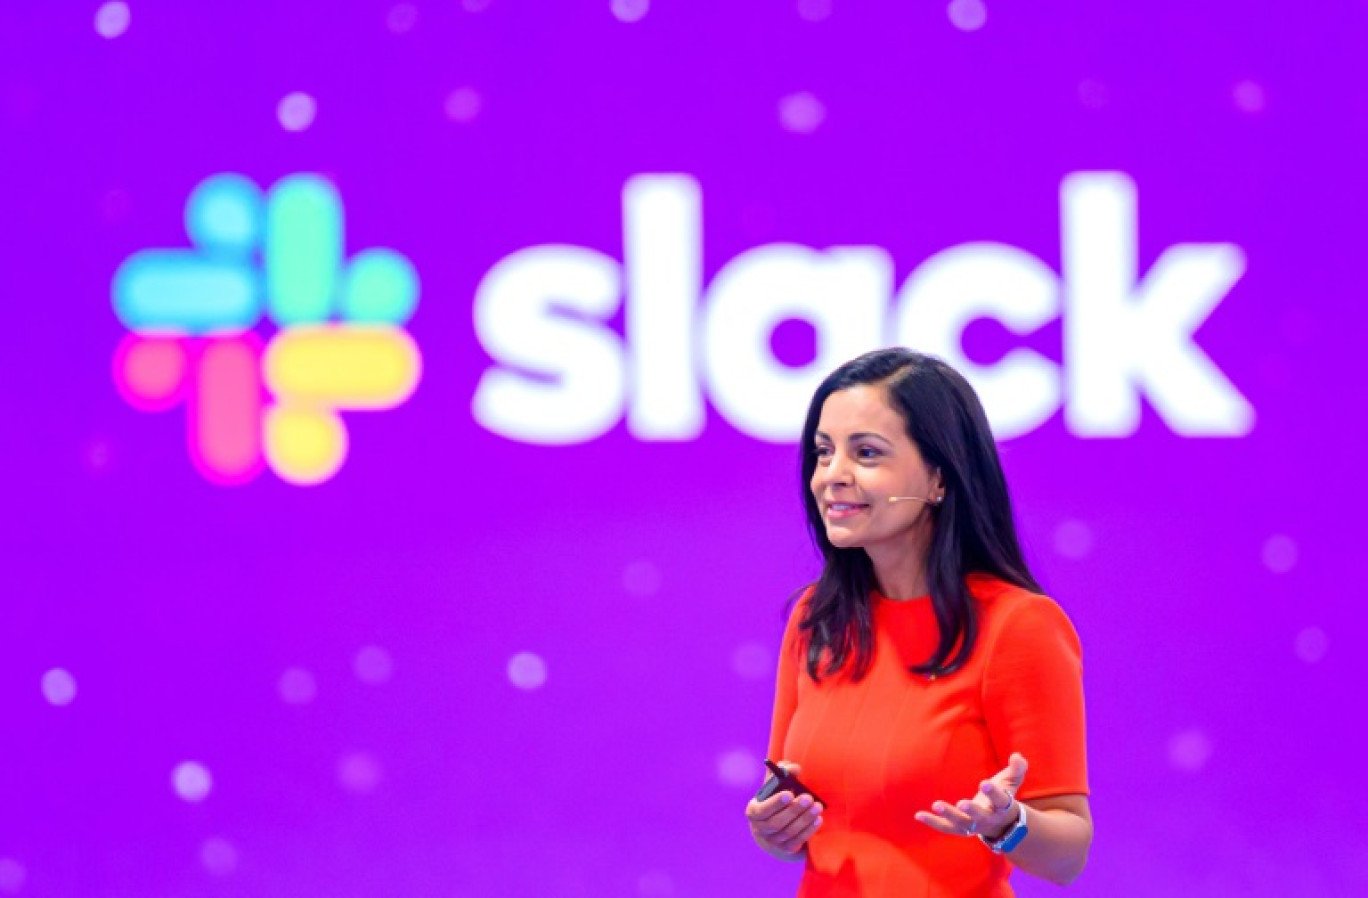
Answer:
[3,1,1367,895]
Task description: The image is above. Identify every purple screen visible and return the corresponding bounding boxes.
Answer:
[3,2,1366,895]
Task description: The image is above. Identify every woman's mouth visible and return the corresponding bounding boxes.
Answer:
[826,502,868,520]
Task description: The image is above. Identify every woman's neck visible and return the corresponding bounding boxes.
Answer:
[865,534,932,601]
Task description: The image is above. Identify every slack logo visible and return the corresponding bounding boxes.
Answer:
[112,173,421,485]
[472,173,1254,443]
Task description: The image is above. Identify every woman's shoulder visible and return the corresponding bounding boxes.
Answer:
[780,583,817,634]
[968,574,1080,645]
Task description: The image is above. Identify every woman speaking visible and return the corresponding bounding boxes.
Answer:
[745,348,1092,896]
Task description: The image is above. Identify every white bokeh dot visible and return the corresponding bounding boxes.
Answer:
[797,0,832,22]
[338,751,383,794]
[947,0,987,32]
[638,869,675,898]
[83,436,114,473]
[508,652,548,690]
[0,858,25,894]
[716,747,761,788]
[1078,78,1110,110]
[94,2,131,39]
[444,87,482,123]
[41,667,77,706]
[172,761,213,802]
[1262,534,1298,573]
[778,91,825,134]
[278,667,316,705]
[1053,520,1094,560]
[622,559,662,597]
[354,645,393,685]
[1295,626,1329,664]
[731,641,771,680]
[200,837,238,877]
[101,187,133,223]
[1167,729,1212,773]
[611,0,650,23]
[1233,80,1266,114]
[277,92,317,133]
[387,3,418,34]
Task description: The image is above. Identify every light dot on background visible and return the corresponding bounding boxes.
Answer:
[797,0,832,22]
[1262,534,1298,573]
[444,87,482,123]
[1053,519,1094,560]
[387,3,417,33]
[0,858,24,894]
[778,91,825,134]
[354,645,394,684]
[947,0,987,32]
[338,751,382,794]
[611,0,650,23]
[278,667,317,705]
[101,187,132,223]
[622,559,662,597]
[41,667,77,706]
[1295,626,1328,664]
[94,2,131,39]
[83,437,113,474]
[731,641,771,680]
[508,652,548,690]
[1078,78,1110,110]
[172,761,213,802]
[200,837,238,877]
[277,92,317,133]
[1167,729,1213,773]
[1233,79,1266,114]
[638,869,676,898]
[716,747,761,788]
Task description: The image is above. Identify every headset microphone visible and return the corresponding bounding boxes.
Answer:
[887,496,942,506]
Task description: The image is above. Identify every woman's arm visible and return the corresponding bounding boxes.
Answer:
[917,755,1092,886]
[990,793,1092,885]
[977,595,1092,883]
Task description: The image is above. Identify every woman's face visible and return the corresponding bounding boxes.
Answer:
[810,384,943,551]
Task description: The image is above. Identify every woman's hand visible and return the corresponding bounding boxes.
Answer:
[745,762,824,861]
[915,752,1028,841]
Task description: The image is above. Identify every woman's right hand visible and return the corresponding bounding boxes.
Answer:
[745,762,824,861]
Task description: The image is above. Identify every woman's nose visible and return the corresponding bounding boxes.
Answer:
[821,452,853,485]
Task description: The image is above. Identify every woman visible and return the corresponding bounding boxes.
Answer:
[745,348,1091,896]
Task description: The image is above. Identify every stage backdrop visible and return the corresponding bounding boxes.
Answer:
[3,2,1365,895]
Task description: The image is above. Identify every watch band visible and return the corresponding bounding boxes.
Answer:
[979,799,1029,854]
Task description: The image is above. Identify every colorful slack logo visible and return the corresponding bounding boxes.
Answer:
[112,174,421,485]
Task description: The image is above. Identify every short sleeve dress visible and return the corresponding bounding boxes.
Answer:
[766,573,1089,897]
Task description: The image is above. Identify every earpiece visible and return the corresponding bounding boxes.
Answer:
[887,495,944,506]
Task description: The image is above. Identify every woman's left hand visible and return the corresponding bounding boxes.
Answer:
[915,752,1029,841]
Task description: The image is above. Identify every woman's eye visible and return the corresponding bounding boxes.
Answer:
[858,446,880,459]
[814,445,832,458]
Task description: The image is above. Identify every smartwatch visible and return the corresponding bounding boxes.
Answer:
[979,800,1028,854]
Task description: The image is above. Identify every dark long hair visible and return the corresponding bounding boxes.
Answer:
[797,348,1041,681]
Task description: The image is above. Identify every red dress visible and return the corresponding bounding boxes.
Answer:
[767,574,1089,897]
